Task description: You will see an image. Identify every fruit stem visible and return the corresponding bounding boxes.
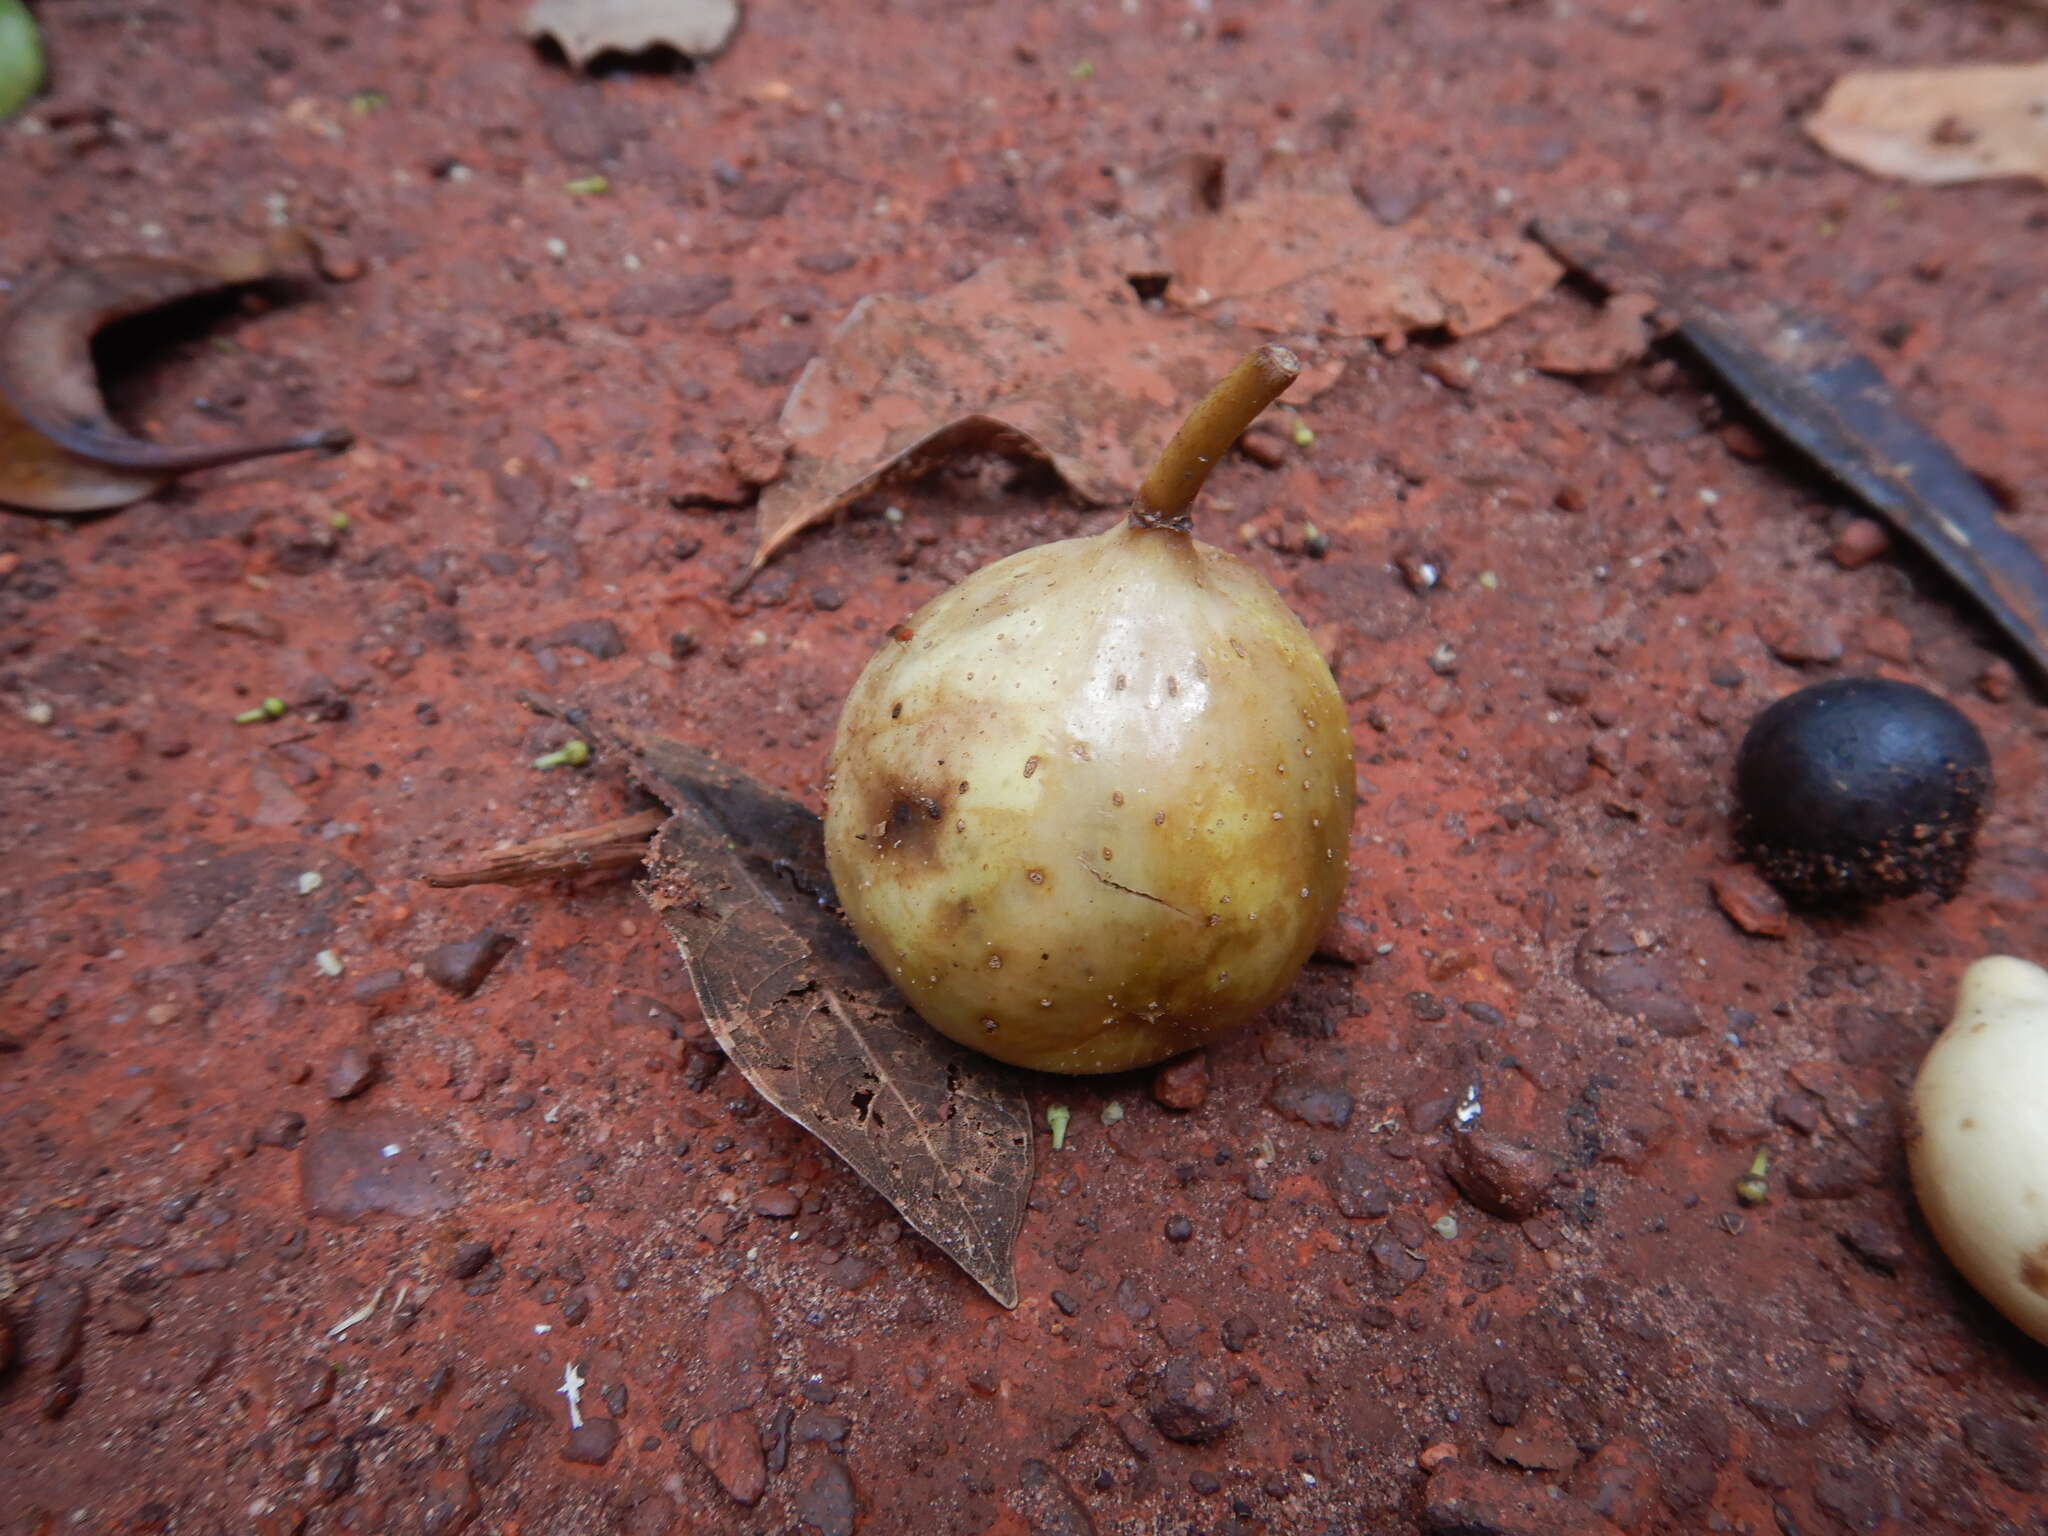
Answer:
[1132,344,1301,531]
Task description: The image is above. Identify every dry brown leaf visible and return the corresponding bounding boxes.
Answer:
[1527,292,1664,377]
[0,395,167,514]
[1806,60,2048,186]
[746,251,1247,579]
[564,717,1034,1308]
[1158,186,1563,341]
[0,248,351,514]
[524,0,739,69]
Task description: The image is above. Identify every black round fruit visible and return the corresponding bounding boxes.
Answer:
[1734,676,1991,907]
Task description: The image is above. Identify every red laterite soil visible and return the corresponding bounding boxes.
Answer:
[3,3,2047,1532]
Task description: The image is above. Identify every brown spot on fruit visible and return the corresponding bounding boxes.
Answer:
[2022,1244,2048,1298]
[931,895,978,942]
[862,781,951,862]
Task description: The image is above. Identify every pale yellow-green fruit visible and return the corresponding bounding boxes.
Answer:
[823,519,1353,1074]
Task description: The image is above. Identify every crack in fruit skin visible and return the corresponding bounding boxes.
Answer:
[824,520,1354,1075]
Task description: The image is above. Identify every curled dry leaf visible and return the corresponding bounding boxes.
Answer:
[0,397,168,514]
[0,248,353,514]
[550,709,1032,1307]
[1157,185,1563,342]
[524,0,740,69]
[746,250,1247,580]
[1806,61,2048,186]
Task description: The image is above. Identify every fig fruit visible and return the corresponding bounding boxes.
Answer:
[824,347,1353,1074]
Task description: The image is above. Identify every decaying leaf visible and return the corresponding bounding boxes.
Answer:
[0,248,353,514]
[525,0,739,69]
[746,250,1247,579]
[552,711,1032,1308]
[1805,60,2048,186]
[0,0,42,123]
[1157,185,1563,342]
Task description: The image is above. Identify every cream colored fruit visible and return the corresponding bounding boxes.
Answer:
[821,347,1353,1074]
[1908,955,2048,1345]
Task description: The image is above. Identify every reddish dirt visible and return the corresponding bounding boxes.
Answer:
[5,3,2048,1533]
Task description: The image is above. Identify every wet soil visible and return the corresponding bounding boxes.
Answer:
[4,3,2048,1533]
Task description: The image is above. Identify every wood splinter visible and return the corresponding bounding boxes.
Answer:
[420,809,665,889]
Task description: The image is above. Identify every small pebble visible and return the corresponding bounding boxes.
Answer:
[538,619,626,661]
[324,1042,378,1101]
[1828,518,1891,570]
[1709,867,1791,939]
[311,232,367,283]
[424,931,514,998]
[1446,1132,1558,1221]
[1149,1356,1234,1444]
[1757,613,1844,667]
[1150,1052,1211,1111]
[562,1418,620,1466]
[101,1300,152,1336]
[1238,428,1287,468]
